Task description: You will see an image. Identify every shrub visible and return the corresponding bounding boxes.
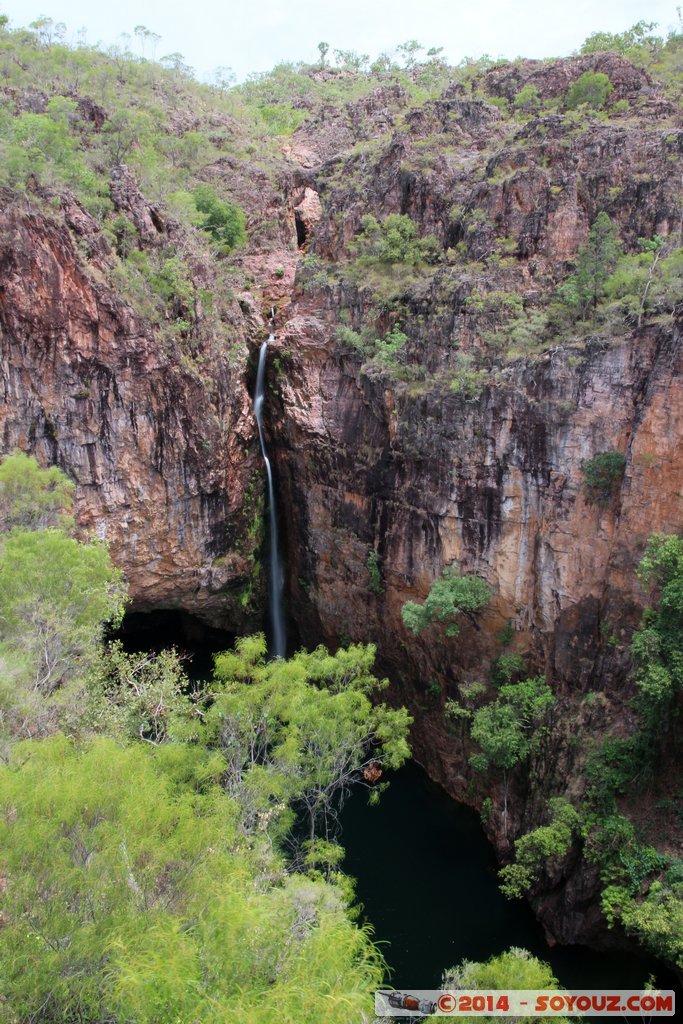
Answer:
[401,567,491,638]
[367,550,384,595]
[192,184,247,251]
[514,83,541,113]
[566,71,613,110]
[558,212,621,317]
[352,213,441,266]
[580,450,626,505]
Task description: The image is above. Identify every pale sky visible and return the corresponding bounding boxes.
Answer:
[1,0,678,83]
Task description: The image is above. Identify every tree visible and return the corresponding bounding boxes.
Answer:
[580,21,661,63]
[566,71,613,110]
[0,736,384,1023]
[101,108,153,164]
[559,212,621,316]
[0,528,126,695]
[0,450,74,532]
[192,184,247,252]
[631,534,683,722]
[396,39,424,68]
[470,677,554,834]
[353,213,441,266]
[499,799,580,898]
[317,41,329,67]
[402,566,491,637]
[203,635,411,844]
[87,640,194,743]
[442,948,571,1023]
[580,450,626,505]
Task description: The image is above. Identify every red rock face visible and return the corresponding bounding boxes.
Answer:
[260,59,683,948]
[0,199,262,628]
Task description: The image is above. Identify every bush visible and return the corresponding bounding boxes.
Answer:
[513,83,541,113]
[366,550,384,595]
[580,450,626,505]
[352,213,441,266]
[192,184,247,251]
[0,737,386,1023]
[631,534,683,717]
[401,567,491,638]
[566,71,613,110]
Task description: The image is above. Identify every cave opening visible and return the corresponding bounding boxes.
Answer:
[111,609,237,681]
[294,210,308,248]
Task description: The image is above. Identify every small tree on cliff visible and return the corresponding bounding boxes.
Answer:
[470,676,555,835]
[401,566,491,638]
[631,533,683,728]
[559,212,621,317]
[566,71,613,111]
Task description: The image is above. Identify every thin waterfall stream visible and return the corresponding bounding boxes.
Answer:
[253,310,286,659]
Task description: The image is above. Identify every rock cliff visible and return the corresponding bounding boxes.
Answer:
[1,46,681,956]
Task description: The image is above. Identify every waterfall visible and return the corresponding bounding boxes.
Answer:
[253,312,286,659]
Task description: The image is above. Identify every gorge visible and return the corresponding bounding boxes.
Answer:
[0,19,682,998]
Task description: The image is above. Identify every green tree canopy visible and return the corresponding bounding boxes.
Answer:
[566,70,613,110]
[631,533,683,716]
[202,635,412,842]
[0,736,384,1024]
[0,527,126,694]
[559,212,621,316]
[0,450,74,532]
[402,566,491,637]
[442,948,570,1024]
[470,676,554,834]
[192,184,247,251]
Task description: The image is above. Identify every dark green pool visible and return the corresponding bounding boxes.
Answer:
[340,761,678,994]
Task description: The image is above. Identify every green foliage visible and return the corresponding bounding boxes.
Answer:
[584,734,646,810]
[192,184,247,252]
[0,452,127,751]
[471,676,554,770]
[87,641,196,743]
[580,450,626,505]
[401,566,491,638]
[470,702,530,773]
[499,799,580,897]
[205,636,412,840]
[491,652,526,687]
[336,322,409,375]
[367,549,384,595]
[603,242,683,326]
[469,672,554,832]
[0,736,384,1023]
[602,880,683,969]
[583,812,667,893]
[353,213,441,266]
[631,533,683,716]
[442,948,570,1023]
[580,20,662,63]
[513,83,541,113]
[0,450,74,532]
[566,71,613,110]
[0,528,126,696]
[470,676,554,832]
[558,212,621,317]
